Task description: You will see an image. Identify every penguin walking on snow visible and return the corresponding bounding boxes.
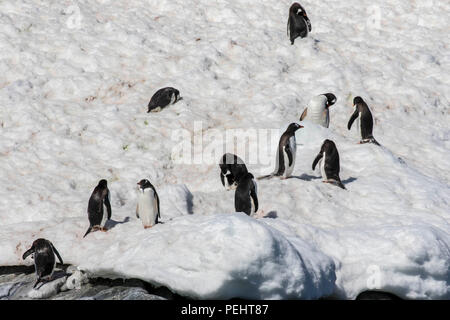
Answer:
[287,2,312,45]
[219,153,249,190]
[83,179,112,238]
[22,239,64,289]
[300,93,337,128]
[147,87,182,113]
[136,179,161,229]
[235,172,258,216]
[258,123,303,180]
[347,96,380,145]
[312,139,346,189]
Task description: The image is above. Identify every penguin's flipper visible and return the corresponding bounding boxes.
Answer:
[220,172,225,187]
[155,191,161,221]
[136,203,139,219]
[287,17,290,37]
[312,153,323,171]
[83,226,93,238]
[284,144,293,167]
[50,242,64,265]
[299,108,308,121]
[22,247,35,260]
[303,13,312,32]
[347,110,359,130]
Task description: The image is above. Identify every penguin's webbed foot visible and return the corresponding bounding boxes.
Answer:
[144,225,153,229]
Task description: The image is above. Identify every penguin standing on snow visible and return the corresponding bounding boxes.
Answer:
[347,96,380,145]
[258,123,303,180]
[287,2,312,45]
[83,179,112,238]
[235,172,258,216]
[147,87,182,113]
[219,153,249,190]
[300,93,337,128]
[22,239,64,289]
[136,179,161,229]
[312,139,346,189]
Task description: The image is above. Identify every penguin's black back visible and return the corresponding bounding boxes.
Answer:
[358,102,374,139]
[33,239,56,278]
[87,181,109,227]
[322,140,341,181]
[235,173,257,215]
[148,87,179,112]
[288,3,311,44]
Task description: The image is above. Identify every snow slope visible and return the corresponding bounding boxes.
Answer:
[0,0,449,299]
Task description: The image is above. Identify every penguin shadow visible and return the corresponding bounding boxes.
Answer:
[105,216,131,230]
[289,174,321,181]
[186,191,194,215]
[263,211,278,219]
[341,177,357,185]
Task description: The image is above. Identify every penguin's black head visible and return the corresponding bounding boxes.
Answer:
[98,179,108,188]
[290,3,305,15]
[353,96,364,105]
[324,93,337,108]
[137,179,152,190]
[287,123,303,132]
[322,139,336,152]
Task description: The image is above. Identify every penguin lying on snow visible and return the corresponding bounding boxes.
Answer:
[312,139,346,189]
[136,179,161,229]
[300,93,337,128]
[22,239,64,289]
[235,172,259,216]
[147,87,182,113]
[219,153,248,190]
[348,96,380,145]
[258,123,303,180]
[83,179,111,238]
[287,2,312,45]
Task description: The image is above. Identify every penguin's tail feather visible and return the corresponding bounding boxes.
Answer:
[337,181,346,190]
[83,227,92,238]
[371,138,381,146]
[33,278,42,289]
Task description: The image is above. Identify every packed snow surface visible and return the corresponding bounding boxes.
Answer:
[0,0,449,299]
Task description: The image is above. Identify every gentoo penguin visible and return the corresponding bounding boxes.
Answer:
[258,123,303,180]
[300,93,337,128]
[235,172,258,216]
[147,87,182,113]
[347,96,380,145]
[312,139,346,189]
[83,179,112,238]
[219,153,249,190]
[287,2,312,45]
[22,239,64,289]
[136,179,161,229]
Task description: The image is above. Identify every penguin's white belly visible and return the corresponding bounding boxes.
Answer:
[100,203,108,228]
[137,189,158,227]
[357,112,362,138]
[284,136,297,178]
[310,108,328,128]
[320,152,327,180]
[250,179,257,214]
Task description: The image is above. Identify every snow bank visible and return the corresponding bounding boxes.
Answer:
[0,213,336,299]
